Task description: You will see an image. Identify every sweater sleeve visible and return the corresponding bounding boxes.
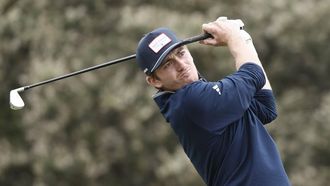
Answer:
[250,89,278,124]
[183,63,266,132]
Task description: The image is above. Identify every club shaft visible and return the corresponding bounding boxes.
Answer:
[24,54,136,90]
[22,33,212,91]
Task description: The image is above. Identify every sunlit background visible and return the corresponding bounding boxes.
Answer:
[1,0,330,185]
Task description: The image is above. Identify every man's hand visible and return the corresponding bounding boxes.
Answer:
[200,17,260,69]
[200,17,242,47]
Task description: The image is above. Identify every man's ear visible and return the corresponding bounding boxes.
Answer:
[146,75,162,89]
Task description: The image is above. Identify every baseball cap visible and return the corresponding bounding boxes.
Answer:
[136,27,183,75]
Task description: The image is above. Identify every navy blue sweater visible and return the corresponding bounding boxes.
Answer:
[154,63,291,186]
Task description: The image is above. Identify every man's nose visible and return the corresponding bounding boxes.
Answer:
[174,58,186,71]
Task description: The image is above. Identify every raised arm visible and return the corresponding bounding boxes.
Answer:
[200,17,272,90]
[200,17,277,123]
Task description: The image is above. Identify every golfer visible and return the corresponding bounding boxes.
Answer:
[136,17,291,186]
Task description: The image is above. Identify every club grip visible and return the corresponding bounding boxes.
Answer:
[181,33,213,45]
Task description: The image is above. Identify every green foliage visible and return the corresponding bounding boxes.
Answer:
[1,0,330,185]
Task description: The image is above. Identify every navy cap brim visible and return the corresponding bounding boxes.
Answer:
[149,41,184,74]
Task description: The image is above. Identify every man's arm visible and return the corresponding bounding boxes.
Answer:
[200,17,272,90]
[200,17,277,123]
[251,90,278,124]
[184,64,266,131]
[235,24,276,122]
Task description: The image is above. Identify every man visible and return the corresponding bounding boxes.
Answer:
[136,17,291,186]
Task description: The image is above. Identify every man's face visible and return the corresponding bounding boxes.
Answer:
[146,46,199,91]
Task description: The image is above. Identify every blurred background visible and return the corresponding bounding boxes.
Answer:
[1,0,330,185]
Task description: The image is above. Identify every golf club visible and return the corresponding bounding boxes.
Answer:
[9,33,212,110]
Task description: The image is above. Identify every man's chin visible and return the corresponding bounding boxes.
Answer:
[179,78,196,88]
[183,74,198,84]
[163,77,198,91]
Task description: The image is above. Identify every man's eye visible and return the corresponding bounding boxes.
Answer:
[178,50,185,57]
[163,61,171,69]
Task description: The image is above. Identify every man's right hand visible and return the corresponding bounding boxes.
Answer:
[200,17,260,70]
[200,17,243,47]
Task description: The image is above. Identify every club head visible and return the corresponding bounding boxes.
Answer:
[10,87,25,110]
